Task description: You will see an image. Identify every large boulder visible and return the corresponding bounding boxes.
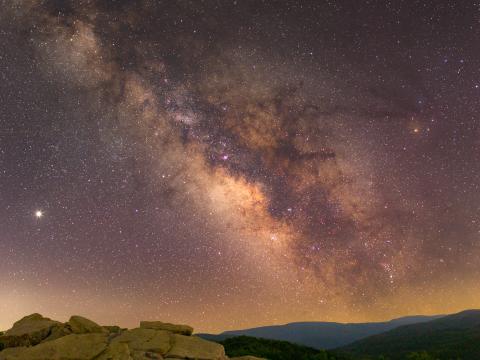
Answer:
[0,333,109,360]
[0,314,229,360]
[41,323,72,343]
[131,350,164,359]
[110,328,171,355]
[0,313,64,348]
[96,343,164,360]
[96,342,132,360]
[140,321,193,336]
[165,334,226,360]
[67,315,107,334]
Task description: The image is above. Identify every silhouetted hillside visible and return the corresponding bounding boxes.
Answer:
[199,315,442,349]
[220,335,353,360]
[339,309,480,359]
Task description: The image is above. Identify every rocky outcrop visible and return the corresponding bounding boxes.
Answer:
[110,328,171,354]
[140,321,193,336]
[67,315,107,334]
[166,334,225,359]
[0,314,65,348]
[0,314,235,360]
[0,333,109,359]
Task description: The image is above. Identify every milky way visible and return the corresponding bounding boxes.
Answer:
[1,1,480,332]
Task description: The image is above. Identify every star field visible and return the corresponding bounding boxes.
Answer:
[1,0,480,332]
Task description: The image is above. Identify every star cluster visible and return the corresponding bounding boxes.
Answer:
[1,0,480,332]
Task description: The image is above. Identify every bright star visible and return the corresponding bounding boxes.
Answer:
[35,210,43,218]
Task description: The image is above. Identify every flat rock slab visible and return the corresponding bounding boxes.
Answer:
[111,328,171,355]
[0,333,109,360]
[96,342,132,360]
[166,334,226,360]
[140,321,193,336]
[131,350,164,359]
[0,313,63,348]
[68,315,107,334]
[0,314,229,360]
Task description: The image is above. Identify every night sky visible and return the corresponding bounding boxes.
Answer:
[1,0,480,333]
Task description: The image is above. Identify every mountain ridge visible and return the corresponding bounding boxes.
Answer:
[338,309,480,359]
[198,314,444,349]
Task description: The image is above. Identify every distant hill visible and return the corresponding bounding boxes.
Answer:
[339,309,480,359]
[220,335,353,360]
[198,315,442,349]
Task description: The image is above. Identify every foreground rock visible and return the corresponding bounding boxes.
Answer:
[140,321,193,336]
[0,314,230,360]
[0,333,109,359]
[67,315,107,334]
[166,334,225,359]
[110,328,171,354]
[0,314,65,348]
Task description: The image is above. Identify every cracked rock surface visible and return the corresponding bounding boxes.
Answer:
[0,314,262,360]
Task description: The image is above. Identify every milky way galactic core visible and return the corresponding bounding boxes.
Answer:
[1,1,480,332]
